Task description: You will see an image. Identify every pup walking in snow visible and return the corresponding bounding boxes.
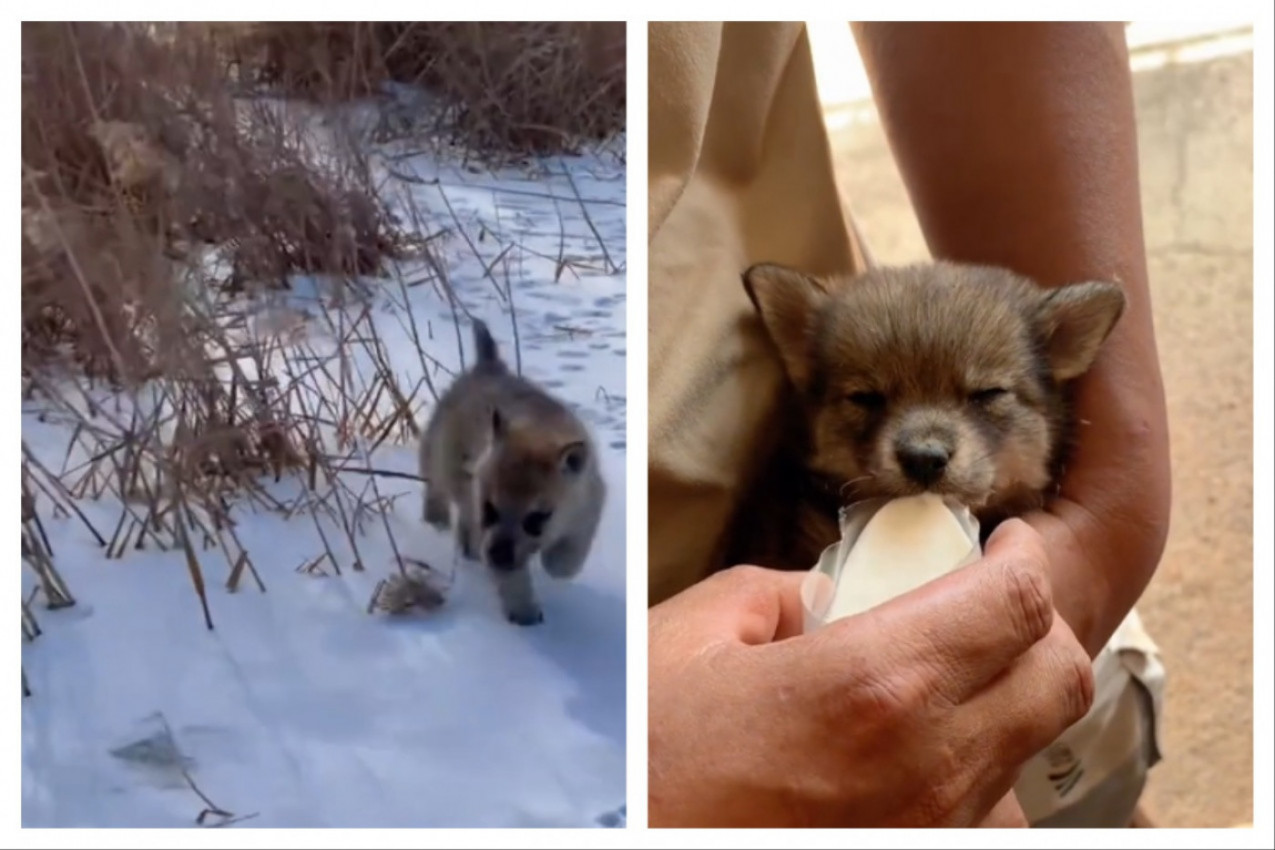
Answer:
[419,319,605,625]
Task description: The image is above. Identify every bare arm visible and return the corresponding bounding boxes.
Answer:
[852,22,1171,657]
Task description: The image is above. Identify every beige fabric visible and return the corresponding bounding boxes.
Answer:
[1016,608,1165,827]
[648,22,865,605]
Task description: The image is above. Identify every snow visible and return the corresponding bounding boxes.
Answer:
[21,128,628,828]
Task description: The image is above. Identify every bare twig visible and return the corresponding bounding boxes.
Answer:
[558,157,617,274]
[324,464,426,483]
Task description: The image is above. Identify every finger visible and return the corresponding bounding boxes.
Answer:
[827,518,1057,705]
[956,614,1095,774]
[660,565,808,646]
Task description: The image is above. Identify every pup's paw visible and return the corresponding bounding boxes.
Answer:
[422,489,451,530]
[505,604,545,627]
[455,523,478,560]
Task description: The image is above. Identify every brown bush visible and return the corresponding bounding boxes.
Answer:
[20,19,424,592]
[21,21,403,381]
[220,21,626,156]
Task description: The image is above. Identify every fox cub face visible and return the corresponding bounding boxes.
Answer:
[473,408,589,571]
[743,260,1125,514]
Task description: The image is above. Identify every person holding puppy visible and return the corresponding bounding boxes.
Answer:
[647,22,1170,828]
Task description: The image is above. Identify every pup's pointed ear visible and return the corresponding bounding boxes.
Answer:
[742,263,832,388]
[1036,281,1126,381]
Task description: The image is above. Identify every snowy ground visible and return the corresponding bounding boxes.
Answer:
[21,122,627,828]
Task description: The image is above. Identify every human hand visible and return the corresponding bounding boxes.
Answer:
[648,518,1094,828]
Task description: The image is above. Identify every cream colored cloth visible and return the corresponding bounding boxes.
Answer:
[1016,608,1165,827]
[648,22,865,605]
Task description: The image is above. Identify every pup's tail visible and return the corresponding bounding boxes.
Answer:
[471,319,506,373]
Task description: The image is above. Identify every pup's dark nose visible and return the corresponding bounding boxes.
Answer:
[487,537,516,571]
[896,442,951,486]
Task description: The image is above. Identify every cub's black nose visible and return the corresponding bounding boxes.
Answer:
[487,537,516,571]
[896,442,951,486]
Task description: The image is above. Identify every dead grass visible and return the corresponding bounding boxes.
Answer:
[21,22,428,635]
[22,22,405,381]
[216,22,626,157]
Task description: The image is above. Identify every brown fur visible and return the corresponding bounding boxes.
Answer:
[726,260,1124,572]
[419,320,604,625]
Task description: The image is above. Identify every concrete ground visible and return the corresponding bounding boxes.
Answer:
[816,27,1254,829]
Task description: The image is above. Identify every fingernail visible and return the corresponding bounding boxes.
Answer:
[984,517,1028,551]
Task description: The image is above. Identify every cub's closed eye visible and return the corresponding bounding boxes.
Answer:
[846,391,886,410]
[970,388,1010,404]
[523,511,552,537]
[482,501,499,528]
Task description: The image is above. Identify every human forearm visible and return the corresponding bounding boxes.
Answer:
[851,22,1171,656]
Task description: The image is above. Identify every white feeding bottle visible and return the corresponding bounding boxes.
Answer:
[801,493,982,633]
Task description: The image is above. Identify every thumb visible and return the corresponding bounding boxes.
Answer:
[982,517,1050,568]
[673,565,809,646]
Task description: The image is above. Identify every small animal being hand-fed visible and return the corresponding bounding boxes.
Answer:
[726,260,1125,572]
[419,319,605,625]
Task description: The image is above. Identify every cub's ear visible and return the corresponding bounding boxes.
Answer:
[559,440,588,476]
[742,262,832,389]
[1036,281,1126,381]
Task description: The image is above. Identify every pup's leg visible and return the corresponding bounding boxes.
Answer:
[455,493,478,560]
[541,494,601,580]
[423,484,450,530]
[495,568,544,626]
[459,502,479,560]
[419,436,450,529]
[541,531,592,580]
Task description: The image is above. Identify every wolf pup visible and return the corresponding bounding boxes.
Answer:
[727,260,1125,572]
[419,319,605,625]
